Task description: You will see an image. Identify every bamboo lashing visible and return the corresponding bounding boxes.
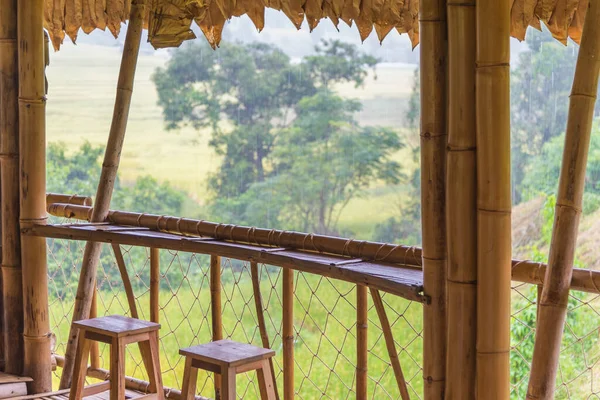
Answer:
[356,285,368,400]
[18,0,52,392]
[210,255,222,398]
[476,0,512,396]
[0,0,23,375]
[151,248,160,323]
[283,268,294,400]
[446,0,477,397]
[371,289,410,400]
[59,0,148,389]
[527,1,600,397]
[419,0,448,396]
[250,262,280,400]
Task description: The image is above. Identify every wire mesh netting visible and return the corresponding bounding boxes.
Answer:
[47,236,424,399]
[47,233,600,399]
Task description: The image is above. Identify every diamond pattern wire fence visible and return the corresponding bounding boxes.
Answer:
[47,228,600,399]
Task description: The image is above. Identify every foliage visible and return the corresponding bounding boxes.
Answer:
[521,128,600,207]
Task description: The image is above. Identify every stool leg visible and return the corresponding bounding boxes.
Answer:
[69,332,91,400]
[220,367,236,400]
[257,359,277,400]
[146,332,164,399]
[110,338,126,400]
[180,357,198,400]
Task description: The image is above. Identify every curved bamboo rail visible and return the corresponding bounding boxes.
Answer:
[59,0,148,389]
[19,0,52,392]
[0,0,23,375]
[419,0,448,396]
[528,1,600,398]
[476,0,512,396]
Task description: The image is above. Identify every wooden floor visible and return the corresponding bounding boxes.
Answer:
[13,388,145,400]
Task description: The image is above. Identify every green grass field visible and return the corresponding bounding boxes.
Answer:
[46,44,418,238]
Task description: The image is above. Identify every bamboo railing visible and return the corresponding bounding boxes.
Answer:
[59,0,148,389]
[19,0,52,392]
[0,0,23,375]
[528,1,600,397]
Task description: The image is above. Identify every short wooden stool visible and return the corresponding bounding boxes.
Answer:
[180,339,276,400]
[69,315,164,400]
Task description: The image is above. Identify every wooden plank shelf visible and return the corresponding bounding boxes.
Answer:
[24,223,427,303]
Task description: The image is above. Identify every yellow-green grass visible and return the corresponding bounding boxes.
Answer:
[49,262,423,398]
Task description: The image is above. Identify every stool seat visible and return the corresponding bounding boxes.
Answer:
[74,315,160,338]
[180,339,275,367]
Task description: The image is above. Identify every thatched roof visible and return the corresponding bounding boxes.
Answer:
[44,0,590,50]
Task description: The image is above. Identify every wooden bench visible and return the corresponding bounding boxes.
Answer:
[180,340,276,400]
[69,315,164,400]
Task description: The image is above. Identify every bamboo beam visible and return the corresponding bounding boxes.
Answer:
[356,285,368,400]
[47,204,422,266]
[446,0,477,397]
[112,244,139,318]
[250,262,280,400]
[476,0,511,396]
[528,2,600,398]
[150,248,160,323]
[89,285,100,369]
[371,290,410,400]
[18,0,52,392]
[283,268,294,400]
[210,255,222,399]
[419,0,448,397]
[0,0,23,375]
[46,193,92,207]
[59,0,147,389]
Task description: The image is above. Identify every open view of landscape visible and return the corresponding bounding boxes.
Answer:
[40,10,600,400]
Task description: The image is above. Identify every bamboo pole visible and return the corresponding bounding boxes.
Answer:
[46,193,92,207]
[47,204,422,266]
[356,285,368,400]
[150,248,160,323]
[0,0,23,375]
[476,0,511,396]
[210,255,222,398]
[283,268,294,400]
[59,0,147,389]
[446,0,477,397]
[371,290,410,400]
[250,262,280,400]
[112,244,139,319]
[18,0,52,392]
[419,0,448,397]
[528,2,600,398]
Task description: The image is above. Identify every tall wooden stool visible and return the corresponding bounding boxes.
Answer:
[180,339,276,400]
[69,315,164,400]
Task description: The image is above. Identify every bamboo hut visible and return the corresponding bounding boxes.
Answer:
[0,0,598,399]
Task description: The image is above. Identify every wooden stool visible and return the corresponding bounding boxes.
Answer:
[180,339,276,400]
[69,315,164,400]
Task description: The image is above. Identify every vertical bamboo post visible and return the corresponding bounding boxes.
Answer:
[419,0,448,397]
[150,248,160,323]
[250,262,280,400]
[210,255,222,398]
[356,285,368,400]
[0,0,24,375]
[89,286,100,369]
[528,2,600,398]
[283,268,294,400]
[446,0,477,397]
[476,0,511,397]
[59,0,147,389]
[18,0,52,392]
